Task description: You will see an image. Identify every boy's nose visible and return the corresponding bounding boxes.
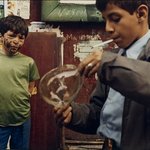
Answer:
[13,36,20,43]
[105,21,114,33]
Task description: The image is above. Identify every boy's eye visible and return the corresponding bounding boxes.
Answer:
[110,15,121,23]
[8,34,16,37]
[19,35,25,39]
[103,14,121,24]
[7,34,25,40]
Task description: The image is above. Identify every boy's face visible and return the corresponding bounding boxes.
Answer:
[101,3,148,49]
[2,30,25,55]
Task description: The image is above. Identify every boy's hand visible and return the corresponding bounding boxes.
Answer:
[78,49,103,77]
[53,104,72,127]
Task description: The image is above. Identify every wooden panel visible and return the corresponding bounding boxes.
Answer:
[26,0,41,23]
[21,32,62,150]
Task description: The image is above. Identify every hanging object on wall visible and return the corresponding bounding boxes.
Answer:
[41,0,103,22]
[4,0,30,19]
[59,0,95,5]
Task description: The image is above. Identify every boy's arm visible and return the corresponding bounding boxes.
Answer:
[99,51,150,105]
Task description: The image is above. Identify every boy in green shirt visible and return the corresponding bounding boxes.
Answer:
[0,15,40,150]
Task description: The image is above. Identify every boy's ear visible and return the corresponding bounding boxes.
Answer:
[136,4,148,23]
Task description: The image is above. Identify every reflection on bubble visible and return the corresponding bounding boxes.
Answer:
[39,64,83,108]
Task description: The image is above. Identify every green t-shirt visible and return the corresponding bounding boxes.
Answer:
[0,52,40,126]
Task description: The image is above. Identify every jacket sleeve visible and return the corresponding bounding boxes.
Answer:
[66,81,107,134]
[99,51,150,106]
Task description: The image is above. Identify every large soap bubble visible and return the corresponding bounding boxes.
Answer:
[39,64,83,108]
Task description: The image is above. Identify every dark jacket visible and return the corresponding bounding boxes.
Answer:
[66,39,150,150]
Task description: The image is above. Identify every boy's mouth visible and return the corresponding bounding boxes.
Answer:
[113,37,122,43]
[8,46,19,54]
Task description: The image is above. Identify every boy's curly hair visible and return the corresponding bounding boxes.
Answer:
[0,15,28,37]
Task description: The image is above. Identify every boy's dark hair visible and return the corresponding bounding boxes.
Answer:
[96,0,150,14]
[96,0,150,25]
[0,15,28,38]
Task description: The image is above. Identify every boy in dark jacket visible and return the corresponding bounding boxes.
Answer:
[54,0,150,150]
